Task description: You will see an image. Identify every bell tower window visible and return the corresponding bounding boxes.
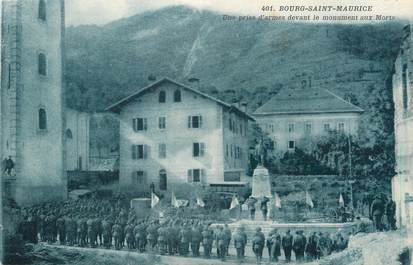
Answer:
[38,0,47,21]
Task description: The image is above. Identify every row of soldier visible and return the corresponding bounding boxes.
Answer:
[19,207,348,263]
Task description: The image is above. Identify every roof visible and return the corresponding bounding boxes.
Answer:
[253,88,364,115]
[105,77,255,121]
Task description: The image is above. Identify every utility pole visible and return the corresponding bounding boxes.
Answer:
[348,134,354,209]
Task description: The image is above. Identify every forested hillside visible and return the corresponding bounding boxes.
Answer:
[65,5,406,181]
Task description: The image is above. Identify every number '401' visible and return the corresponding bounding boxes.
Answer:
[262,6,274,12]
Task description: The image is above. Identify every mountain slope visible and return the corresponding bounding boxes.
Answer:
[65,6,404,165]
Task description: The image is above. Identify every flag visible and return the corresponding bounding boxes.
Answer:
[171,192,179,208]
[196,196,205,207]
[230,195,239,210]
[274,192,282,208]
[339,193,345,207]
[305,191,314,208]
[151,192,160,208]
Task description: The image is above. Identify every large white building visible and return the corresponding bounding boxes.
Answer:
[253,88,363,155]
[1,0,66,205]
[392,23,413,229]
[106,77,254,193]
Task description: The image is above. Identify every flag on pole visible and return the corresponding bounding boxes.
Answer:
[274,192,282,208]
[339,193,345,207]
[196,196,205,207]
[305,191,314,208]
[230,195,239,210]
[151,192,160,208]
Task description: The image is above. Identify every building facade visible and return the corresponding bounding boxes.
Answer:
[253,88,363,155]
[392,22,413,229]
[0,0,66,205]
[106,77,253,193]
[65,108,89,171]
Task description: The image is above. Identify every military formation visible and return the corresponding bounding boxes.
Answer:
[16,196,352,264]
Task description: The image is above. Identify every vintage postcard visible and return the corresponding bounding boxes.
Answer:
[1,0,413,264]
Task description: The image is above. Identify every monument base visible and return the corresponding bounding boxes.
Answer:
[251,165,272,198]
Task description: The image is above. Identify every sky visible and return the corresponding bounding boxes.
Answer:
[66,0,413,26]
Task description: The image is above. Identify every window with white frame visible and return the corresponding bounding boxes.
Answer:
[188,115,203,128]
[132,144,148,159]
[158,143,166,158]
[133,118,147,131]
[288,123,295,133]
[338,122,345,133]
[324,123,331,132]
[305,123,312,134]
[193,142,205,157]
[136,171,146,184]
[158,117,166,130]
[187,169,205,183]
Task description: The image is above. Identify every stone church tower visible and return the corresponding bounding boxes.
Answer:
[1,0,66,205]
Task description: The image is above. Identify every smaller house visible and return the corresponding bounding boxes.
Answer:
[253,88,363,154]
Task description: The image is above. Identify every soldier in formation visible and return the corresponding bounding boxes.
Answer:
[17,197,349,263]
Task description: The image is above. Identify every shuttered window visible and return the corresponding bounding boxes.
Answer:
[133,118,147,131]
[188,115,203,128]
[132,145,149,159]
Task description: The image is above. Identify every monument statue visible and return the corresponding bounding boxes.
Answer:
[254,138,266,166]
[251,137,272,199]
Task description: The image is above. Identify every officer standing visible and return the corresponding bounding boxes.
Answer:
[266,229,275,260]
[125,222,135,250]
[370,195,385,231]
[252,227,265,263]
[247,197,258,220]
[233,226,247,261]
[305,231,318,261]
[202,226,213,258]
[270,229,281,262]
[102,218,112,249]
[216,226,227,261]
[260,196,270,221]
[293,230,306,262]
[386,198,397,230]
[56,215,66,245]
[223,224,232,256]
[190,224,202,257]
[157,224,167,255]
[179,223,191,256]
[112,221,122,250]
[282,230,293,262]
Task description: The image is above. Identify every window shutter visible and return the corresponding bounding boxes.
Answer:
[187,169,193,182]
[199,116,203,128]
[132,145,137,160]
[133,119,137,132]
[200,143,205,156]
[201,169,206,182]
[143,118,148,130]
[143,145,149,159]
[188,116,192,128]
